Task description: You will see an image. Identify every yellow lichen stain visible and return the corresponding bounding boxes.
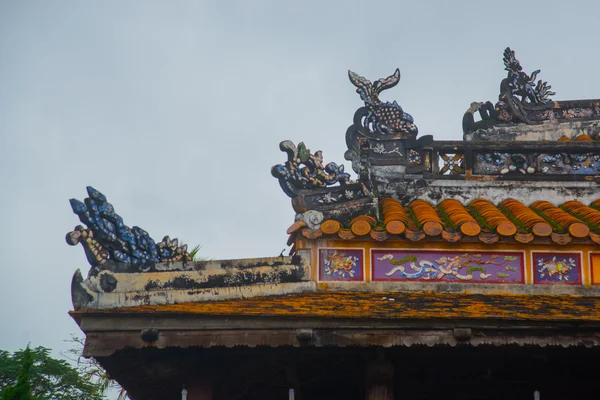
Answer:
[73,291,600,322]
[465,175,500,182]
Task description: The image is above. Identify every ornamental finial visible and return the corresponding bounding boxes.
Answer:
[348,68,418,137]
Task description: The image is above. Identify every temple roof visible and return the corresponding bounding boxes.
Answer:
[66,49,600,356]
[66,48,600,330]
[289,197,600,246]
[73,292,600,353]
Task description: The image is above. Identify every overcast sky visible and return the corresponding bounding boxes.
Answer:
[2,0,600,374]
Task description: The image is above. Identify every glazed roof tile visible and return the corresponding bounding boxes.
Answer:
[290,198,600,245]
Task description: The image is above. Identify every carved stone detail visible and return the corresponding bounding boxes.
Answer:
[474,151,600,175]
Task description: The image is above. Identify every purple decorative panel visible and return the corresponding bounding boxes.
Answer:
[319,249,364,281]
[533,252,582,285]
[372,250,524,283]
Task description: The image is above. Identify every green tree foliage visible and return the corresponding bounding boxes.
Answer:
[0,346,105,400]
[63,336,128,400]
[1,346,33,400]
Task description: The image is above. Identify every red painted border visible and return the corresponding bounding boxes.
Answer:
[318,248,364,282]
[532,252,582,285]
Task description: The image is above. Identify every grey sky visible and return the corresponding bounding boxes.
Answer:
[1,0,599,366]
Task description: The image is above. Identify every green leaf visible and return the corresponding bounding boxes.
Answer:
[298,143,310,163]
[0,341,118,400]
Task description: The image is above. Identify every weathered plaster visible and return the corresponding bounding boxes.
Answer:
[398,178,600,205]
[71,253,314,310]
[85,265,305,293]
[73,279,317,310]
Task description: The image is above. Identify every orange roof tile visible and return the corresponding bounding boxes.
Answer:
[291,197,600,245]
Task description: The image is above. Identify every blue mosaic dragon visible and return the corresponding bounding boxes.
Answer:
[66,186,192,271]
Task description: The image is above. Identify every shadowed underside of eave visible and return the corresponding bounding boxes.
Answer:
[95,345,600,400]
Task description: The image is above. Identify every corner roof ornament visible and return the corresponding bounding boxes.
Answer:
[271,140,376,224]
[271,140,354,198]
[66,186,192,274]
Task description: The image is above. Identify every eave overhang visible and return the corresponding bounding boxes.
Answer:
[72,290,600,356]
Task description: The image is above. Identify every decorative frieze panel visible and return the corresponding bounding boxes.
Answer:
[372,250,524,283]
[532,252,582,285]
[439,153,465,175]
[474,152,600,175]
[319,248,364,281]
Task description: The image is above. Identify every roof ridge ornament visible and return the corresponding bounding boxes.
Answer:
[461,47,600,138]
[271,140,377,224]
[271,140,354,198]
[495,47,556,124]
[501,47,555,105]
[348,68,418,137]
[344,68,432,183]
[66,186,192,273]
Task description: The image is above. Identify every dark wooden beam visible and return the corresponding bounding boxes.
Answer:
[366,351,394,400]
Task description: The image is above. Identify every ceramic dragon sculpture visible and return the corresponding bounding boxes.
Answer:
[348,68,418,137]
[271,140,353,198]
[463,47,557,133]
[66,186,192,273]
[500,47,555,106]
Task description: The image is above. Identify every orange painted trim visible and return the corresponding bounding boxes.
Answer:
[365,247,372,282]
[589,252,600,285]
[524,250,533,284]
[582,250,591,286]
